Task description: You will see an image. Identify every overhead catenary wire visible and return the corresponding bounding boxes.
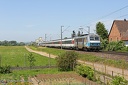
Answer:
[48,5,128,40]
[81,4,128,27]
[98,5,128,20]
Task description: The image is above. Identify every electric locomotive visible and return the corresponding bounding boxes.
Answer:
[74,33,100,51]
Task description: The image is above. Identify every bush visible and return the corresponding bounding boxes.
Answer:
[106,41,125,51]
[100,39,108,50]
[111,75,128,85]
[27,53,36,68]
[75,64,95,80]
[0,65,11,74]
[56,51,78,71]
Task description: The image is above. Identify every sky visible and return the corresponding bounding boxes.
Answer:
[0,0,128,42]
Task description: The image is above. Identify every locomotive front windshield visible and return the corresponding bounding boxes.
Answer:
[90,37,99,41]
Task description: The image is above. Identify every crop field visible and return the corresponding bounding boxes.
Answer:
[35,72,93,85]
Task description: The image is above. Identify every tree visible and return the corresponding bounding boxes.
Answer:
[9,41,17,46]
[27,53,36,68]
[96,22,108,40]
[64,37,68,39]
[56,51,78,71]
[18,42,25,46]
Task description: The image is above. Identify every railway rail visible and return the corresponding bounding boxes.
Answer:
[64,49,128,61]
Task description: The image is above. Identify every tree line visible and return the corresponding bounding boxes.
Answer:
[0,40,25,46]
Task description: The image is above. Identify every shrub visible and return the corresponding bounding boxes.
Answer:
[75,64,95,80]
[106,41,125,51]
[27,53,36,68]
[0,65,11,74]
[56,51,78,71]
[100,39,108,50]
[111,75,128,85]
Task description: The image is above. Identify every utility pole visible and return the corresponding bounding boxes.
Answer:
[87,26,90,34]
[61,26,64,49]
[79,26,83,34]
[60,26,70,49]
[45,34,47,41]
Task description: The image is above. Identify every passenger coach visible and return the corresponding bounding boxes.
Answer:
[40,33,100,51]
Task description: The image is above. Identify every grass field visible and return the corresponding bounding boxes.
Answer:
[1,68,59,80]
[29,46,128,69]
[0,46,58,81]
[29,46,66,55]
[0,46,56,67]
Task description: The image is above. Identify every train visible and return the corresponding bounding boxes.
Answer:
[40,33,100,51]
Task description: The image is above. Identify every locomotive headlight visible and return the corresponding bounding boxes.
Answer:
[90,43,93,46]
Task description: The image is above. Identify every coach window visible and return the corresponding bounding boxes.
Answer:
[69,40,71,44]
[62,41,65,44]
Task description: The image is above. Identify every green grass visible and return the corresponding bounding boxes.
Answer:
[0,46,58,80]
[30,46,128,69]
[0,46,56,67]
[29,46,66,55]
[0,68,59,80]
[78,54,128,69]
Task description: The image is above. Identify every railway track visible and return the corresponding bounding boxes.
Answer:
[65,49,128,61]
[100,51,128,56]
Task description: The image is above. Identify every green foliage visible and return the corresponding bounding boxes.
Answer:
[31,46,128,69]
[1,68,60,80]
[29,42,38,47]
[120,46,128,52]
[0,46,56,67]
[56,51,78,71]
[100,38,108,50]
[96,22,108,40]
[27,53,36,68]
[106,41,125,51]
[0,40,25,46]
[111,76,128,85]
[75,64,95,80]
[29,46,65,55]
[0,65,11,74]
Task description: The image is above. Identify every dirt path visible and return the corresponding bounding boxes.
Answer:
[25,46,57,58]
[25,46,128,81]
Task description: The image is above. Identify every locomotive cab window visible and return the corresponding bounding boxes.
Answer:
[90,37,94,40]
[95,37,99,40]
